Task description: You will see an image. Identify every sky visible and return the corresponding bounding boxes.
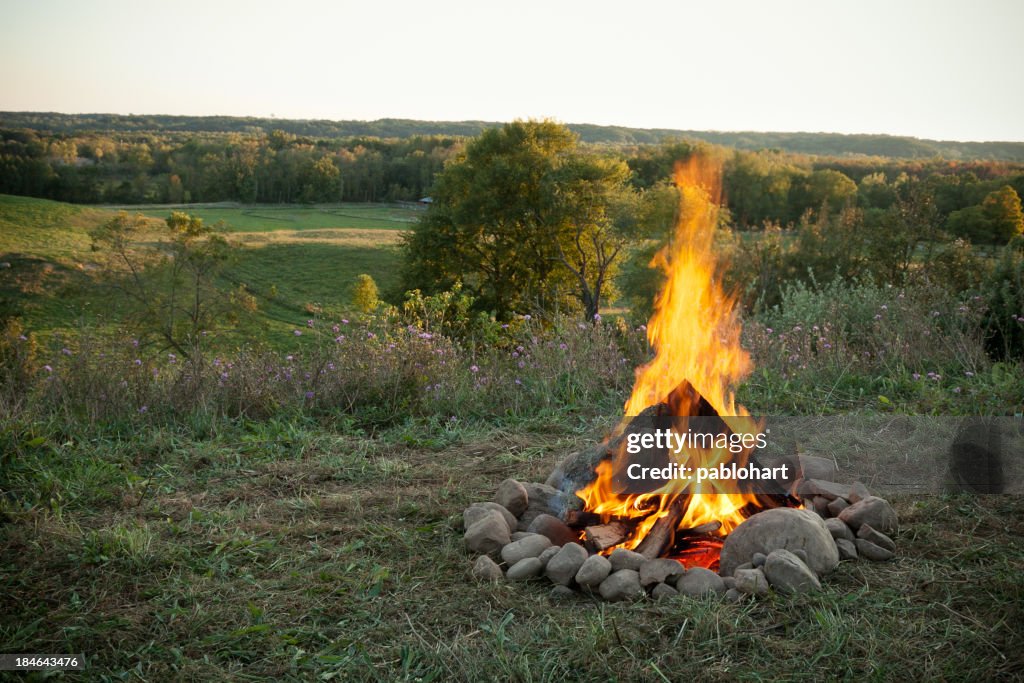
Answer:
[1,0,1022,142]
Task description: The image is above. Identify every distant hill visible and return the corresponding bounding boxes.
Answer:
[4,111,1024,162]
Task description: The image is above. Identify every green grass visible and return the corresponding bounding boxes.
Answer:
[0,195,410,344]
[111,204,421,232]
[1,419,1021,681]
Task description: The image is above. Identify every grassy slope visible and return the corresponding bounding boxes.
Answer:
[0,195,411,343]
[1,421,1021,681]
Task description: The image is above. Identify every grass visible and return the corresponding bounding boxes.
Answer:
[0,195,411,344]
[1,419,1021,681]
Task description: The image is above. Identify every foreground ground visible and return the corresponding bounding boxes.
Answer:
[1,420,1021,681]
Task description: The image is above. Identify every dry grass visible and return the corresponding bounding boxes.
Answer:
[2,420,1022,681]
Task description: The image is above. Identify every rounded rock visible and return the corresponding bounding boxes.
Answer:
[575,553,612,588]
[501,533,552,566]
[857,524,896,552]
[467,502,517,534]
[835,538,858,561]
[763,549,821,594]
[639,558,686,587]
[495,479,529,517]
[537,545,560,567]
[527,513,578,547]
[825,517,855,543]
[676,567,726,597]
[545,542,588,586]
[734,568,770,595]
[838,496,898,534]
[608,548,646,571]
[471,555,504,581]
[855,538,894,561]
[598,569,644,602]
[720,508,839,577]
[651,582,679,601]
[507,557,544,580]
[464,511,512,557]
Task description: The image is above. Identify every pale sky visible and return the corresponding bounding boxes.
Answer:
[1,0,1022,142]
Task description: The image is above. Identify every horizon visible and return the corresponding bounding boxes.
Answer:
[2,0,1023,143]
[5,110,1024,146]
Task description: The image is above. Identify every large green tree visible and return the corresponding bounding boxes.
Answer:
[401,120,634,319]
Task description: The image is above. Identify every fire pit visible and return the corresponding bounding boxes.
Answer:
[462,156,899,601]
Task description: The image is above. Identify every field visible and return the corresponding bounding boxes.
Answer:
[0,196,416,344]
[2,195,1022,681]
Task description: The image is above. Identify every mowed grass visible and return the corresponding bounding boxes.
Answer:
[1,420,1021,681]
[0,195,410,343]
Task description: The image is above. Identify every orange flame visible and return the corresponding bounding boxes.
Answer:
[576,155,761,561]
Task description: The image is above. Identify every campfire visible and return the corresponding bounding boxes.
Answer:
[463,156,899,601]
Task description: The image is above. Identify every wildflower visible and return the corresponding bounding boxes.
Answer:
[638,325,646,332]
[138,405,148,414]
[293,330,302,336]
[335,335,345,343]
[502,323,510,329]
[932,311,940,317]
[965,371,974,377]
[18,334,27,341]
[766,328,773,334]
[332,325,340,333]
[43,364,52,373]
[512,351,519,358]
[593,313,601,322]
[307,319,315,328]
[524,314,532,321]
[874,314,882,320]
[168,353,177,363]
[220,372,229,381]
[342,319,349,324]
[514,378,522,385]
[823,343,832,349]
[912,373,921,380]
[518,360,526,369]
[62,347,72,356]
[134,358,142,366]
[418,332,432,339]
[305,391,315,399]
[286,355,294,361]
[327,362,335,370]
[366,331,376,339]
[793,325,802,332]
[880,305,888,311]
[131,339,139,347]
[516,345,525,353]
[559,342,568,350]
[953,387,962,394]
[470,365,479,373]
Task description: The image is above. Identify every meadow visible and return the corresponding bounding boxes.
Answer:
[1,194,1022,680]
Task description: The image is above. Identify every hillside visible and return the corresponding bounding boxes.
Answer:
[4,111,1024,161]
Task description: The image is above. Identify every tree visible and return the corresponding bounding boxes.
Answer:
[352,274,380,313]
[948,185,1024,245]
[401,120,635,319]
[90,211,242,355]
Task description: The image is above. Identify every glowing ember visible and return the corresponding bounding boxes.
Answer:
[576,155,765,566]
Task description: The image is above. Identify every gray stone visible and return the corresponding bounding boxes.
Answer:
[857,524,896,552]
[799,454,838,481]
[825,518,855,543]
[527,513,579,547]
[855,538,895,561]
[812,496,831,517]
[500,533,552,566]
[827,497,850,517]
[724,588,744,603]
[471,555,504,581]
[639,558,686,587]
[835,538,858,561]
[506,557,544,580]
[550,584,577,600]
[752,552,767,568]
[848,481,871,504]
[599,569,644,602]
[608,548,646,571]
[517,483,583,531]
[537,546,560,567]
[466,502,516,534]
[575,554,612,588]
[792,549,809,565]
[734,568,770,595]
[545,442,611,492]
[763,549,821,594]
[838,496,898,534]
[464,511,512,557]
[510,531,531,542]
[735,562,754,573]
[799,478,850,501]
[545,542,588,586]
[651,582,679,601]
[722,576,736,590]
[720,507,840,577]
[495,478,529,517]
[676,567,726,596]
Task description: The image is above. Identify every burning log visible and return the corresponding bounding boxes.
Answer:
[635,497,688,559]
[583,521,634,552]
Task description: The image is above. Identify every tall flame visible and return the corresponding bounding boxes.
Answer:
[576,155,759,563]
[625,155,750,417]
